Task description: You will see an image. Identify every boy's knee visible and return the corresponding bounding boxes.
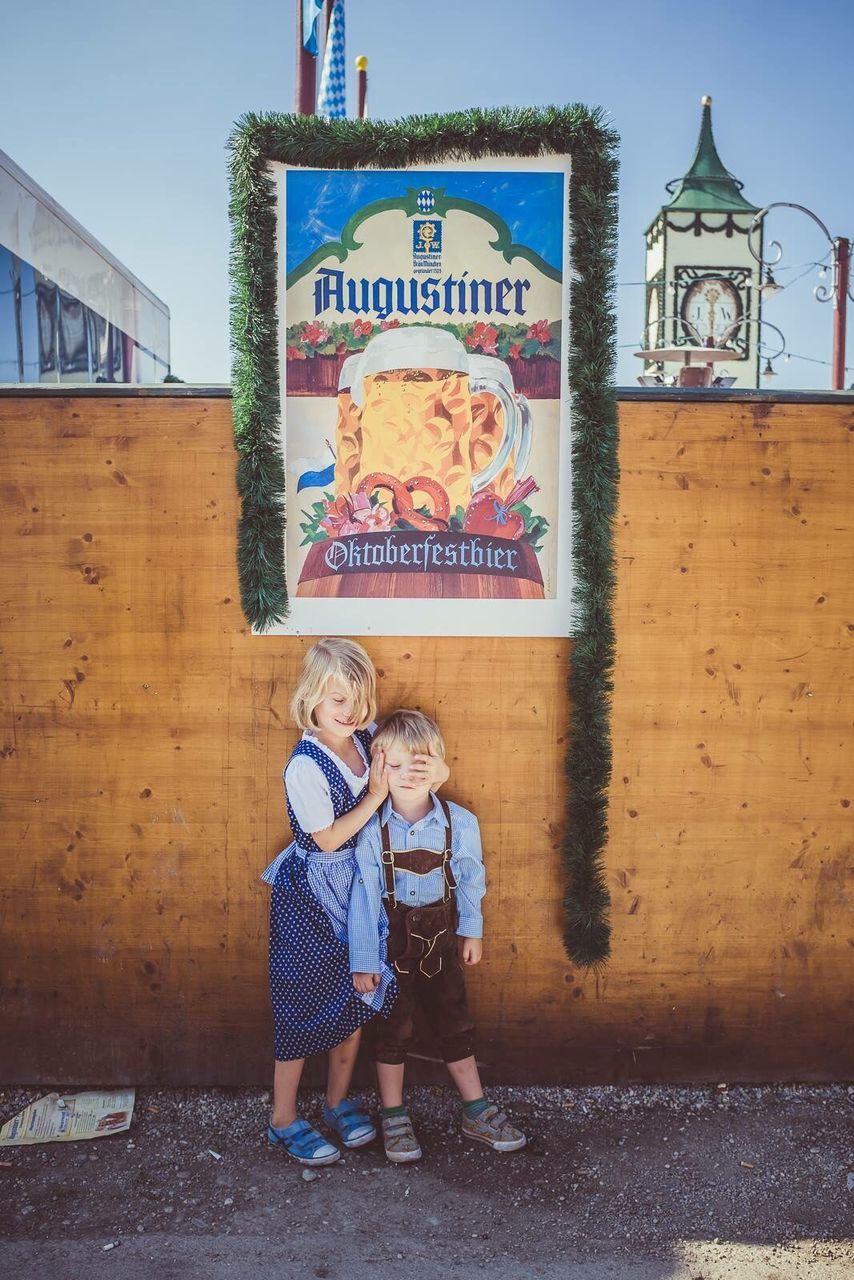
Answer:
[374,1040,409,1065]
[440,1027,476,1063]
[374,1015,414,1065]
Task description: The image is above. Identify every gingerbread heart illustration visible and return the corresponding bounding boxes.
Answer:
[463,476,540,541]
[463,490,525,540]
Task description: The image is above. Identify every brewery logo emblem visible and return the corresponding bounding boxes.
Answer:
[413,218,442,256]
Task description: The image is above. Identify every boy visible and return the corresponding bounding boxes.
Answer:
[348,709,527,1162]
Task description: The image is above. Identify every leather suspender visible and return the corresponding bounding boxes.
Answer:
[379,799,456,907]
[379,815,397,904]
[437,797,458,895]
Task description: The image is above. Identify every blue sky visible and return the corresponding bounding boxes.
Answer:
[4,0,853,387]
[285,170,564,273]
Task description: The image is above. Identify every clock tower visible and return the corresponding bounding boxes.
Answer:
[644,96,763,388]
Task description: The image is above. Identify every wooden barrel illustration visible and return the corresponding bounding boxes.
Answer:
[297,531,545,599]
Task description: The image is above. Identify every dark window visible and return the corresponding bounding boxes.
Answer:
[58,291,90,376]
[36,275,58,378]
[87,308,109,380]
[109,324,127,381]
[17,260,40,382]
[0,246,19,381]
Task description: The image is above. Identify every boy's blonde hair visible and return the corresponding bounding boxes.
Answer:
[371,709,445,759]
[290,638,377,733]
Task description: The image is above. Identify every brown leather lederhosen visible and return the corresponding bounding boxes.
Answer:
[374,798,476,1066]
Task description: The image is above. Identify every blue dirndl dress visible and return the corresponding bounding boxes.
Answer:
[267,729,396,1062]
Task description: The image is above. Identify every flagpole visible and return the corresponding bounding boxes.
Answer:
[296,1,316,115]
[356,55,368,119]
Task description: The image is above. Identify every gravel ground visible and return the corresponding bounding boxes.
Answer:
[1,1083,852,1279]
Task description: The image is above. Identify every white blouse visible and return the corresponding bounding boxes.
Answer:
[284,724,376,834]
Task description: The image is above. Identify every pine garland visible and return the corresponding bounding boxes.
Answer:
[228,105,619,966]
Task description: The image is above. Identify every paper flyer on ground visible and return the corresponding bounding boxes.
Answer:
[0,1090,135,1146]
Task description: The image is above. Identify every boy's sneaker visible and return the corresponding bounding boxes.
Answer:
[381,1111,422,1163]
[462,1103,527,1152]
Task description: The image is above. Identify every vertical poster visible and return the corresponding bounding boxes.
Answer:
[271,157,572,636]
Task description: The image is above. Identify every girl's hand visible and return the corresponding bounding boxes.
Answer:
[368,748,389,801]
[458,936,482,966]
[353,972,381,993]
[403,748,450,789]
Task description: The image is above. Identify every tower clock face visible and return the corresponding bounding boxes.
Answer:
[679,274,744,348]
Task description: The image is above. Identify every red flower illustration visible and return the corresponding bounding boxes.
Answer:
[464,322,499,355]
[303,321,330,348]
[527,320,552,345]
[360,504,393,532]
[286,345,307,361]
[319,496,349,537]
[352,318,374,339]
[320,493,393,538]
[508,342,523,359]
[380,318,401,330]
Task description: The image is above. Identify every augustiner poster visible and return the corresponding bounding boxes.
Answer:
[272,156,572,636]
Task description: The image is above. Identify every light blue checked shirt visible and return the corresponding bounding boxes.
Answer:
[348,794,486,975]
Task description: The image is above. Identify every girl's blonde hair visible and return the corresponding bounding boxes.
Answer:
[290,638,377,733]
[371,709,445,759]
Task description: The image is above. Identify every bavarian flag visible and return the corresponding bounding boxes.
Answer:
[317,0,347,119]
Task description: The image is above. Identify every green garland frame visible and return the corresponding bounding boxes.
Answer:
[228,105,618,967]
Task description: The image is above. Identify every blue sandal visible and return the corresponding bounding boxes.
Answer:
[267,1118,341,1166]
[322,1098,377,1149]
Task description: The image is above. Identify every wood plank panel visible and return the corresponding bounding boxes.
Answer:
[0,394,851,1085]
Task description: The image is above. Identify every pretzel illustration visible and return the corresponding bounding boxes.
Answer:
[357,472,450,532]
[403,475,451,526]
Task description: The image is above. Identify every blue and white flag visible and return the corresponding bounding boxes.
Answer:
[317,0,346,119]
[297,462,335,493]
[302,0,324,55]
[290,450,336,493]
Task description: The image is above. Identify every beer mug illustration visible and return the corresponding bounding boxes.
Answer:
[332,354,362,496]
[468,354,533,500]
[344,326,525,514]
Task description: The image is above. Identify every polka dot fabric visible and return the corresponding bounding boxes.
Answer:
[270,728,394,1061]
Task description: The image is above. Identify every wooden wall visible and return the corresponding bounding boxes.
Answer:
[1,390,851,1085]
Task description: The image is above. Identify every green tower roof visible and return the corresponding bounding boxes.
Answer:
[664,96,758,214]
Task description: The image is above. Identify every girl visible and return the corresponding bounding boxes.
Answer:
[261,638,448,1166]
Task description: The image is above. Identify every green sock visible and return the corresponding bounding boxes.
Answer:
[463,1096,489,1118]
[382,1104,407,1118]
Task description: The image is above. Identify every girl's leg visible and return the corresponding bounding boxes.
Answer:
[445,1054,484,1103]
[272,1057,305,1129]
[325,1028,362,1109]
[376,1061,406,1109]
